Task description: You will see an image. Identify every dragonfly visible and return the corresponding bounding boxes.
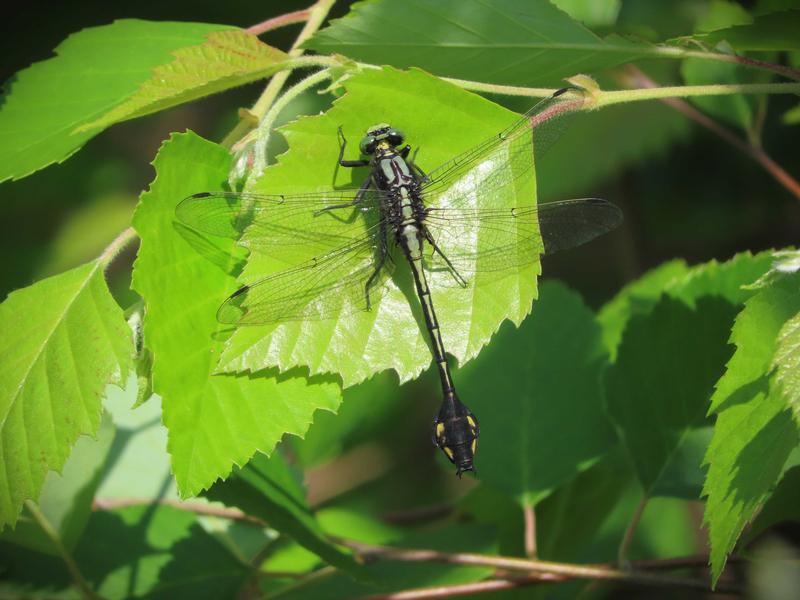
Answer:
[176,88,622,477]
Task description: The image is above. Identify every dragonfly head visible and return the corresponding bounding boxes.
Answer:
[360,123,405,155]
[433,397,479,477]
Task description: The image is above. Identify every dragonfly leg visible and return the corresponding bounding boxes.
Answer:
[407,147,429,182]
[423,227,468,288]
[364,224,390,311]
[337,126,370,168]
[313,176,371,217]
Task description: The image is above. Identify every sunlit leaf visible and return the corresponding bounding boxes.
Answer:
[0,20,232,183]
[78,30,288,132]
[219,68,545,387]
[305,0,648,86]
[773,310,800,420]
[0,261,132,529]
[0,413,115,554]
[131,132,340,497]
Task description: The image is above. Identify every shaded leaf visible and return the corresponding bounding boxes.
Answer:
[305,0,649,87]
[0,505,249,599]
[551,0,622,27]
[219,68,545,386]
[0,20,232,183]
[693,9,800,51]
[204,452,363,576]
[0,413,115,554]
[131,132,340,496]
[460,281,616,504]
[605,296,737,493]
[0,261,132,529]
[78,30,288,132]
[742,465,800,547]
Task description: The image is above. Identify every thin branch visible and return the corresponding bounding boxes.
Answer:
[594,81,800,108]
[246,8,310,36]
[523,503,537,559]
[25,500,102,600]
[621,66,800,201]
[98,226,138,273]
[223,0,337,148]
[651,45,800,81]
[337,538,738,594]
[92,497,265,525]
[358,577,549,600]
[618,495,648,566]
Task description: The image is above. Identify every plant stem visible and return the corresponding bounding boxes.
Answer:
[25,500,102,600]
[92,497,264,525]
[249,68,334,181]
[222,0,337,149]
[618,495,648,566]
[595,82,800,108]
[247,8,311,36]
[338,538,737,594]
[649,46,800,81]
[621,66,800,201]
[98,226,138,272]
[523,503,537,558]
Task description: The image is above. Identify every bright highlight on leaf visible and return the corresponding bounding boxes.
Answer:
[0,20,233,183]
[78,30,289,132]
[131,132,340,497]
[0,261,132,529]
[218,68,546,387]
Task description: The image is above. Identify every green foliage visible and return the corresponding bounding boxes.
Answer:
[305,0,648,86]
[204,452,362,575]
[692,9,800,50]
[0,20,232,183]
[219,68,542,387]
[0,261,132,529]
[131,132,340,496]
[460,281,616,504]
[77,30,288,132]
[605,296,737,494]
[703,271,800,584]
[0,413,114,554]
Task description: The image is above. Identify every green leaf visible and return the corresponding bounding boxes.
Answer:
[0,412,115,554]
[131,132,340,496]
[681,1,760,132]
[709,272,800,413]
[703,273,800,584]
[774,310,800,421]
[551,0,622,27]
[0,20,233,183]
[204,452,363,576]
[78,30,288,132]
[305,0,648,86]
[460,281,616,504]
[605,296,738,494]
[703,378,798,585]
[219,68,543,386]
[742,465,800,547]
[0,261,132,529]
[693,9,800,51]
[0,505,250,598]
[649,427,713,500]
[598,250,774,359]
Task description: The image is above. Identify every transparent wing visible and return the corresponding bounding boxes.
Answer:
[421,89,586,204]
[175,190,387,257]
[218,237,395,324]
[423,199,622,285]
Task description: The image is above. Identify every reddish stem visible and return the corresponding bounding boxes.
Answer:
[247,9,310,36]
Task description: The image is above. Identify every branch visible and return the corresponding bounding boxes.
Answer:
[523,503,537,558]
[25,501,102,600]
[246,8,310,36]
[620,66,800,201]
[92,497,265,525]
[336,539,739,595]
[98,226,138,273]
[223,0,337,148]
[618,495,648,566]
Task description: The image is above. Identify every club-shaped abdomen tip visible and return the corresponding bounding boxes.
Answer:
[433,411,479,476]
